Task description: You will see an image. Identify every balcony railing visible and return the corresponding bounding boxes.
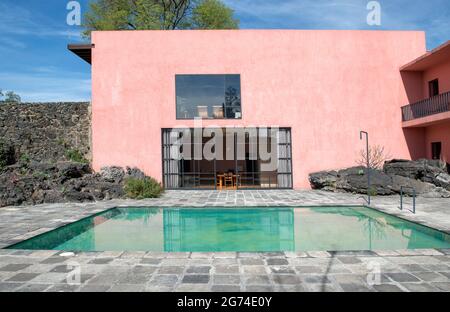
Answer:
[401,91,450,122]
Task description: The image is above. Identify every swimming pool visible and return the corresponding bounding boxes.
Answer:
[6,206,450,252]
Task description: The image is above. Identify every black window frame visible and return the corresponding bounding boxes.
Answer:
[175,74,242,120]
[161,127,293,190]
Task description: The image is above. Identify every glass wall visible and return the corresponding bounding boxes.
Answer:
[162,128,293,189]
[176,74,242,119]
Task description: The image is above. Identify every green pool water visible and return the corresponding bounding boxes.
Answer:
[6,207,450,252]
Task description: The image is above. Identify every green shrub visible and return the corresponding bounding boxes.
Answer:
[368,187,378,197]
[124,177,163,199]
[65,149,88,163]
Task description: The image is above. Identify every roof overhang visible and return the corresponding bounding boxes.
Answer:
[400,40,450,71]
[68,44,93,64]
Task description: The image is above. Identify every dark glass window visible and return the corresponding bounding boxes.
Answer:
[176,74,242,119]
[432,142,442,160]
[429,79,439,97]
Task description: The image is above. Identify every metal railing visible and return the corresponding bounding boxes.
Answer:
[399,186,416,214]
[401,91,450,122]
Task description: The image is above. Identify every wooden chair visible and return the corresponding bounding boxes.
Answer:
[224,173,233,189]
[212,105,224,118]
[197,106,208,118]
[216,173,223,190]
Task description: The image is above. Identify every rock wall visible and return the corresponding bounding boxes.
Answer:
[0,102,91,162]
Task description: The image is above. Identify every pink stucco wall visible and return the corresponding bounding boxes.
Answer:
[91,30,427,189]
[422,59,450,97]
[425,122,450,162]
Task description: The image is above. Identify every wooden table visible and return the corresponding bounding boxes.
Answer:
[216,174,240,190]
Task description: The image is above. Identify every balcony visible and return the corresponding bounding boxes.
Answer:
[401,91,450,123]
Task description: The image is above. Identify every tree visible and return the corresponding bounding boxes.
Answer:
[0,89,21,104]
[191,0,238,29]
[82,0,239,38]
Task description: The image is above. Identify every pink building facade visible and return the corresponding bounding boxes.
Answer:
[69,30,450,189]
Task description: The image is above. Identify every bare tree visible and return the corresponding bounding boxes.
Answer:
[356,145,392,169]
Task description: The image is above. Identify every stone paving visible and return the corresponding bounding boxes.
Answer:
[0,190,449,292]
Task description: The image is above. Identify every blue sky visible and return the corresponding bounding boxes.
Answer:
[0,0,449,102]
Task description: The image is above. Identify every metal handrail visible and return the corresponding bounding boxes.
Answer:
[400,186,416,214]
[401,91,450,122]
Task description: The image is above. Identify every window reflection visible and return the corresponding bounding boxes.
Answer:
[176,74,242,119]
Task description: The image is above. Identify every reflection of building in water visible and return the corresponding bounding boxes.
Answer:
[163,209,295,252]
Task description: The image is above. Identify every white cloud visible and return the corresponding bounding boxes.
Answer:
[0,72,91,102]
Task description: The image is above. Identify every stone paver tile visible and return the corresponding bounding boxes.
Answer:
[239,258,265,266]
[244,285,273,292]
[243,275,271,285]
[272,274,301,285]
[86,273,121,285]
[186,266,211,274]
[79,284,111,292]
[50,264,74,273]
[7,272,40,282]
[174,284,210,292]
[337,257,362,264]
[132,265,157,274]
[412,271,448,282]
[269,266,295,274]
[182,274,209,284]
[40,257,67,264]
[339,283,374,292]
[117,273,151,284]
[429,282,450,292]
[150,274,179,287]
[0,263,32,271]
[140,258,162,265]
[0,282,22,292]
[212,285,241,292]
[299,275,332,284]
[145,285,174,292]
[161,259,188,266]
[401,283,439,292]
[16,283,51,292]
[109,284,145,292]
[156,266,184,275]
[274,284,307,292]
[384,273,421,283]
[213,274,240,285]
[46,284,80,292]
[214,265,239,274]
[88,258,114,265]
[295,266,325,274]
[399,264,429,272]
[242,265,268,275]
[373,284,404,292]
[265,258,289,266]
